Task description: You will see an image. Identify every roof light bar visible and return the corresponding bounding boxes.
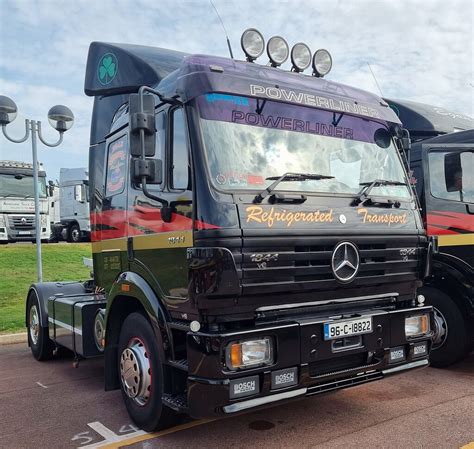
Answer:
[312,49,332,77]
[241,28,265,62]
[291,43,311,72]
[267,36,289,67]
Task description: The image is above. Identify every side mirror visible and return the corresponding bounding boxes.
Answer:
[444,152,462,192]
[74,184,85,203]
[131,158,163,184]
[48,185,54,197]
[401,128,411,151]
[129,93,156,157]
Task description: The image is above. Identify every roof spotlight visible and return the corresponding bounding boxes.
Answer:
[291,43,312,72]
[312,49,332,77]
[241,28,265,62]
[267,36,289,67]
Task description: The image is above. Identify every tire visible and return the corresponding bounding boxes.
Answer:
[420,287,469,367]
[118,312,178,431]
[67,224,81,243]
[26,291,54,361]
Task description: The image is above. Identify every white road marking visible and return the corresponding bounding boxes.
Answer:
[36,382,48,389]
[76,421,147,449]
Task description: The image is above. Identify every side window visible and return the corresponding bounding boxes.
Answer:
[429,150,473,203]
[171,108,189,190]
[155,111,166,163]
[105,135,127,197]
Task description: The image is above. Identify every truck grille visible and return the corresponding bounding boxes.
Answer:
[309,352,369,377]
[237,235,421,296]
[9,215,35,230]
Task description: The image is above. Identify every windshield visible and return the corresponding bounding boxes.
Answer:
[196,94,411,199]
[0,174,47,198]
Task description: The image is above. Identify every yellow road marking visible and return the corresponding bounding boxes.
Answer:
[99,419,215,449]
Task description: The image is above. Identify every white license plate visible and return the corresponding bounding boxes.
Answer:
[18,231,31,235]
[324,317,373,340]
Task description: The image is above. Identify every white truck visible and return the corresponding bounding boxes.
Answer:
[58,167,90,242]
[0,160,51,243]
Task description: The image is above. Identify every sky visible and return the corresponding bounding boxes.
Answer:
[0,0,473,181]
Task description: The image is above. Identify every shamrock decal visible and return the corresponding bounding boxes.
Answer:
[97,53,118,85]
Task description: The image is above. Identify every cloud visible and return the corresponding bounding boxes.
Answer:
[0,0,472,180]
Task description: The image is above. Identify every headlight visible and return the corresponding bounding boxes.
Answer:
[267,36,289,67]
[0,215,5,226]
[312,49,332,77]
[405,314,430,338]
[226,337,273,370]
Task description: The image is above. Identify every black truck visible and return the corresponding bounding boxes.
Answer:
[26,31,433,431]
[386,99,473,366]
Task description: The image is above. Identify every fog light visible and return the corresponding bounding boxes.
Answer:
[312,49,332,77]
[405,314,430,338]
[226,337,273,370]
[267,36,289,67]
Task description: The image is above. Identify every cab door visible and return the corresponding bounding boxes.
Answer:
[127,106,193,313]
[93,131,129,290]
[424,143,474,267]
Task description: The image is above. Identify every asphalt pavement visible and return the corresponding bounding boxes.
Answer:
[0,343,472,449]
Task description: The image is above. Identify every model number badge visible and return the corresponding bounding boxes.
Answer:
[168,235,185,244]
[250,253,279,263]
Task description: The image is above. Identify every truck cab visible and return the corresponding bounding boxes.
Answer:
[26,37,433,431]
[0,160,51,243]
[386,99,474,366]
[58,167,90,242]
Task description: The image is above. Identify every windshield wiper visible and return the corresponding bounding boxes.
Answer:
[253,172,334,204]
[353,179,406,206]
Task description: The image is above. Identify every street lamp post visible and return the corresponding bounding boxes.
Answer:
[0,96,74,282]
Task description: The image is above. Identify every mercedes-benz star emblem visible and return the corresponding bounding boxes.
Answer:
[331,241,360,283]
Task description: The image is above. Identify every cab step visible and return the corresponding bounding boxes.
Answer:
[162,393,188,412]
[167,359,189,371]
[168,320,190,332]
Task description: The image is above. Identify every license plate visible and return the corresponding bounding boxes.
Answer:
[324,317,373,340]
[18,231,31,235]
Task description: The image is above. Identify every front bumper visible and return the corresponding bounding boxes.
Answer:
[185,305,433,418]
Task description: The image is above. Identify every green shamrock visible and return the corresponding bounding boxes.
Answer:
[98,53,117,85]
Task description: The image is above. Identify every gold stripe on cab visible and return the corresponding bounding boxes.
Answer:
[438,234,474,247]
[133,230,193,250]
[91,238,127,253]
[91,231,193,253]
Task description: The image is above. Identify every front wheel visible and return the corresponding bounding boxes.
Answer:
[26,291,54,361]
[67,224,81,243]
[118,312,178,431]
[420,287,469,367]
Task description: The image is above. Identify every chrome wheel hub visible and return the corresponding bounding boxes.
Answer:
[72,229,80,241]
[432,306,448,349]
[29,305,39,345]
[93,311,105,352]
[120,338,151,406]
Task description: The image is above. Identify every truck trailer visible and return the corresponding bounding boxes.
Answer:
[26,32,433,431]
[0,160,51,243]
[386,99,474,366]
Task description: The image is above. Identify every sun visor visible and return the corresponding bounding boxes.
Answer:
[385,98,474,136]
[84,42,188,97]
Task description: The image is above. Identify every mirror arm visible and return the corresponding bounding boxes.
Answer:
[141,175,169,207]
[138,85,182,108]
